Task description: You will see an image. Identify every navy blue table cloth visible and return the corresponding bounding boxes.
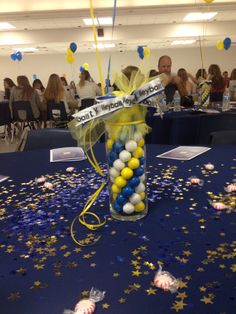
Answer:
[0,145,235,314]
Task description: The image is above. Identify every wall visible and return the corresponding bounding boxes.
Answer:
[0,46,236,89]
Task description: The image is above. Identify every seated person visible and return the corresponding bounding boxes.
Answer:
[157,55,188,104]
[208,64,226,102]
[229,68,236,101]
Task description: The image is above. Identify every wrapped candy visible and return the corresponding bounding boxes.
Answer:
[35,176,46,183]
[154,266,180,293]
[189,176,204,186]
[66,167,75,172]
[64,287,105,314]
[204,163,214,170]
[43,182,54,190]
[225,183,236,193]
[210,201,228,211]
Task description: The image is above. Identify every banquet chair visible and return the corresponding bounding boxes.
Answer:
[46,100,68,128]
[80,98,95,111]
[22,128,77,151]
[12,101,38,142]
[0,101,12,143]
[210,130,236,145]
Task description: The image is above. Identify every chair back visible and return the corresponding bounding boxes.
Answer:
[23,128,77,151]
[47,100,67,121]
[210,130,236,145]
[80,98,94,110]
[12,101,34,122]
[0,102,11,126]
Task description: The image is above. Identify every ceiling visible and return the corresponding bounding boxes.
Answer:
[0,0,236,55]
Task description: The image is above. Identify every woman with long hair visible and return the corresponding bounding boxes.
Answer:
[76,70,101,106]
[195,68,207,83]
[33,79,45,102]
[208,64,226,102]
[44,73,69,113]
[3,77,16,100]
[177,68,195,95]
[9,75,41,119]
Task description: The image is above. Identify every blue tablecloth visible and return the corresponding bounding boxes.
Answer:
[146,111,236,145]
[0,145,235,314]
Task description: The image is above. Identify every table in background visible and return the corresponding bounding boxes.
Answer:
[146,111,236,145]
[0,145,235,314]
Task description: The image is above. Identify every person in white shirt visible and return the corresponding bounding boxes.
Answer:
[76,70,101,106]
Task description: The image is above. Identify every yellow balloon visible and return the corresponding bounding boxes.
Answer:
[121,167,133,180]
[203,0,214,3]
[67,48,74,56]
[83,63,89,71]
[143,47,151,58]
[134,201,145,212]
[216,40,224,50]
[111,184,121,194]
[106,139,114,151]
[137,138,145,147]
[66,54,75,64]
[128,158,140,169]
[114,176,127,188]
[132,147,144,158]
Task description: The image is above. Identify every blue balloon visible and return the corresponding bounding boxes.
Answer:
[16,51,22,61]
[134,167,144,177]
[114,202,122,213]
[113,141,124,153]
[129,177,140,188]
[80,66,85,72]
[109,151,117,163]
[116,195,126,205]
[10,53,17,61]
[137,46,144,59]
[139,157,145,165]
[223,37,231,50]
[70,42,77,53]
[122,186,134,197]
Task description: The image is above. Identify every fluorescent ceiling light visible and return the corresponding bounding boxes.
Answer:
[93,43,115,49]
[13,47,38,52]
[98,17,112,25]
[0,22,16,30]
[184,12,217,22]
[83,17,112,26]
[171,40,196,45]
[83,18,98,26]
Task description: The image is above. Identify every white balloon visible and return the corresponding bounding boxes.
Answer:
[109,167,120,178]
[123,202,135,214]
[113,159,125,171]
[125,140,137,152]
[119,150,131,163]
[134,131,143,142]
[129,193,142,204]
[135,182,145,193]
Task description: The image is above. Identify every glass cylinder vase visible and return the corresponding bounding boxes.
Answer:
[105,108,148,221]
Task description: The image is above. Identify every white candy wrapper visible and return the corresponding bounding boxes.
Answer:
[188,176,204,187]
[154,266,181,293]
[64,287,105,314]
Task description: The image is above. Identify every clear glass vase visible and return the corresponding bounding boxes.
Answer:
[105,118,148,221]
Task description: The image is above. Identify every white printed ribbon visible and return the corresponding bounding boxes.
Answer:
[73,77,164,126]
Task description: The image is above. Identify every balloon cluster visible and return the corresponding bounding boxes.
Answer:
[107,132,146,215]
[80,63,89,72]
[137,46,151,60]
[66,42,77,64]
[10,51,23,61]
[217,37,232,50]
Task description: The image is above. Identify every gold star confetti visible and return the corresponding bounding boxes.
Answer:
[176,292,188,299]
[183,250,192,257]
[90,263,96,268]
[34,264,45,270]
[102,303,110,309]
[8,292,21,301]
[81,290,90,297]
[199,286,207,292]
[74,247,81,253]
[16,268,27,274]
[132,270,142,277]
[118,298,126,303]
[230,264,236,272]
[171,300,187,312]
[146,288,157,295]
[200,295,214,304]
[178,281,188,289]
[113,272,120,277]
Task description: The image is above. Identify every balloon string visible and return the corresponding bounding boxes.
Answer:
[89,0,105,96]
